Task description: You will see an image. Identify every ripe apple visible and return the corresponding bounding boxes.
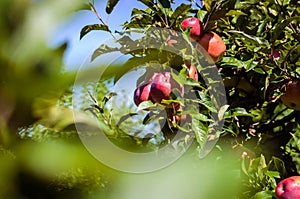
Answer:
[181,17,203,40]
[272,49,281,60]
[150,72,172,104]
[150,72,182,107]
[184,60,198,81]
[276,176,300,199]
[196,31,226,62]
[281,80,300,110]
[133,82,153,106]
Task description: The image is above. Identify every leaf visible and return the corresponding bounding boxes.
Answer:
[137,101,155,112]
[192,118,208,148]
[80,24,110,40]
[106,0,119,14]
[249,190,274,199]
[171,3,191,21]
[224,107,252,119]
[137,0,158,12]
[204,0,215,12]
[158,0,171,8]
[117,113,138,127]
[91,44,118,61]
[218,104,229,121]
[197,10,208,22]
[228,30,270,47]
[271,16,300,43]
[131,8,148,17]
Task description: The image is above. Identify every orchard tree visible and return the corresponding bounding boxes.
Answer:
[0,0,299,198]
[79,0,300,198]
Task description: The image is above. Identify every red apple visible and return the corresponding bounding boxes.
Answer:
[181,17,203,40]
[276,176,300,199]
[150,72,182,107]
[272,49,281,60]
[196,31,226,62]
[150,72,172,104]
[281,80,300,110]
[133,82,153,106]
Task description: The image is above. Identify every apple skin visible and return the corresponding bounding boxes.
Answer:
[276,176,300,199]
[181,17,203,40]
[272,49,281,60]
[150,72,182,107]
[150,72,172,104]
[196,31,226,62]
[281,80,300,110]
[133,82,153,106]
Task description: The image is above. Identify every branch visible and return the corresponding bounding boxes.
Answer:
[89,2,117,40]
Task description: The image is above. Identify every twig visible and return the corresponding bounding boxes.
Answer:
[89,1,117,40]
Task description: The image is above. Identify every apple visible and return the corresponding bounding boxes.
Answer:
[272,49,281,60]
[181,17,203,40]
[150,72,172,104]
[150,72,182,107]
[184,60,198,81]
[133,82,153,106]
[196,31,226,62]
[281,80,300,110]
[276,176,300,199]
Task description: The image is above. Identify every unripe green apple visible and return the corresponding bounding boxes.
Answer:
[276,176,300,199]
[281,80,300,110]
[196,31,226,62]
[181,17,203,40]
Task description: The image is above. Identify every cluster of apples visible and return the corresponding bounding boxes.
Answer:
[133,71,188,124]
[276,176,300,199]
[181,17,226,62]
[133,16,227,125]
[133,71,183,108]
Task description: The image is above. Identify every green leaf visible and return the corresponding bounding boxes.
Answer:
[106,0,119,14]
[137,0,158,12]
[197,10,208,22]
[224,107,252,119]
[218,104,229,121]
[229,30,270,47]
[158,0,170,8]
[171,3,191,21]
[204,0,215,12]
[137,101,155,112]
[131,8,148,17]
[80,24,110,40]
[117,113,138,127]
[192,118,208,148]
[91,44,118,61]
[271,16,300,42]
[250,190,274,199]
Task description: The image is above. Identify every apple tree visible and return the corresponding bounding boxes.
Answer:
[78,0,300,198]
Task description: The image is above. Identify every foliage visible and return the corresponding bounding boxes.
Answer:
[78,0,299,198]
[0,0,299,198]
